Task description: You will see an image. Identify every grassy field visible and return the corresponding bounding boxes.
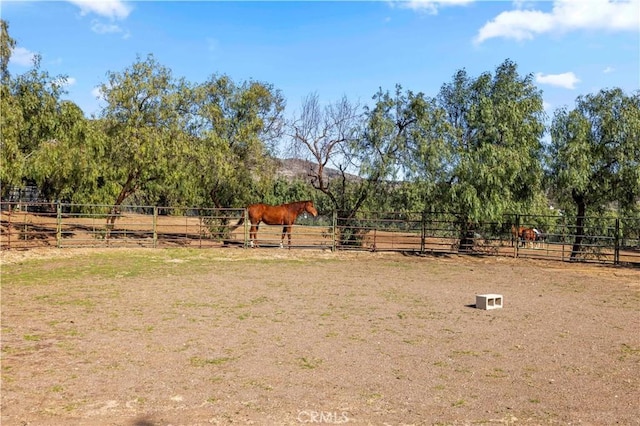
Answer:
[1,248,639,425]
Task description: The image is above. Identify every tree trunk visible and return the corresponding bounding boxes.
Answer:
[570,192,586,260]
[106,173,137,236]
[458,219,475,253]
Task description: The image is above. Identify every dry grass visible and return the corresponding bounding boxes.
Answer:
[1,248,639,425]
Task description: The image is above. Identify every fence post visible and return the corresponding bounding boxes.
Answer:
[153,206,158,248]
[561,214,566,262]
[420,211,426,254]
[614,218,620,265]
[332,210,337,252]
[514,214,520,258]
[7,202,12,250]
[56,201,62,248]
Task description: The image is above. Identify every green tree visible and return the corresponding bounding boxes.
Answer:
[1,19,16,83]
[27,101,100,203]
[0,19,20,196]
[187,75,286,208]
[437,59,547,222]
[1,20,72,198]
[97,54,191,220]
[549,88,640,259]
[0,81,24,196]
[289,88,433,245]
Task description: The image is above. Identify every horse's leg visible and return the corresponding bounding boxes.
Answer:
[250,224,259,247]
[287,225,292,249]
[280,226,287,249]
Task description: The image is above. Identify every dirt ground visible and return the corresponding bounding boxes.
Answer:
[1,247,639,426]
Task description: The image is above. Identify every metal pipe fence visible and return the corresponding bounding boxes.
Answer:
[2,202,639,266]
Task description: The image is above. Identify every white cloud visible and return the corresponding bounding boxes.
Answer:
[512,0,537,9]
[475,0,640,44]
[67,1,132,37]
[90,19,130,37]
[535,72,580,89]
[67,0,132,20]
[603,66,615,73]
[476,9,554,42]
[390,0,474,14]
[10,46,36,67]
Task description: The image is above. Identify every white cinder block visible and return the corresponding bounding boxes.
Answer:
[476,294,503,310]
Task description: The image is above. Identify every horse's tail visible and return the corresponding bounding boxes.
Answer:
[229,212,245,233]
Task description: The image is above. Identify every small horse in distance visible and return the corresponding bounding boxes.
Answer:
[511,225,543,249]
[231,201,318,248]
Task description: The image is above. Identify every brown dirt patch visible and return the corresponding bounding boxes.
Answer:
[1,248,639,425]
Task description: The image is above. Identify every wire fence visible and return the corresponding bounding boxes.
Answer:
[2,201,639,266]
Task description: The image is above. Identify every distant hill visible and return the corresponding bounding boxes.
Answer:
[275,158,359,181]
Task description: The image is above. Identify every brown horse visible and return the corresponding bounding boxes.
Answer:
[511,225,542,248]
[232,201,318,248]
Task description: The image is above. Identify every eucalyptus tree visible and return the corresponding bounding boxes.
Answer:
[549,88,640,259]
[187,75,286,209]
[437,59,547,222]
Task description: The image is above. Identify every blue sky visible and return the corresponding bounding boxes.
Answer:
[3,0,639,122]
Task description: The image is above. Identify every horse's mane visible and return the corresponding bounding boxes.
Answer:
[284,200,310,207]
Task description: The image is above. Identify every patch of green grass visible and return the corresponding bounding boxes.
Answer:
[189,356,233,367]
[250,296,269,305]
[450,350,480,357]
[2,365,15,383]
[23,334,41,341]
[56,341,78,352]
[451,399,466,407]
[619,343,640,361]
[247,379,273,391]
[296,356,323,369]
[362,392,383,404]
[63,401,81,412]
[486,368,508,378]
[3,249,216,286]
